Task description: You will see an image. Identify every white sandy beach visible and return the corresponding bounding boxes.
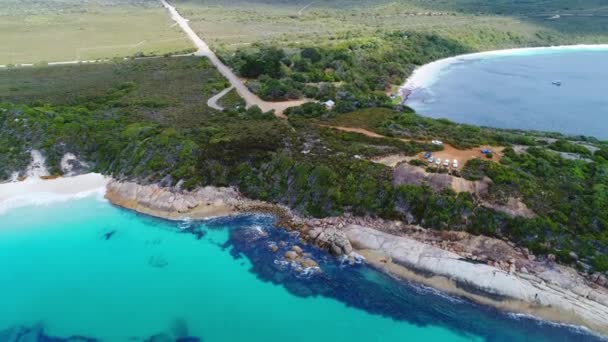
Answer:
[401,44,608,92]
[0,173,109,214]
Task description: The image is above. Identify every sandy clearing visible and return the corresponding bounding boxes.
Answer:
[323,125,503,167]
[371,154,415,168]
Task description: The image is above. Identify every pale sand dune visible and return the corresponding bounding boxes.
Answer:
[0,173,109,213]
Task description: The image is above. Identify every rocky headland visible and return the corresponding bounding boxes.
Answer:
[103,179,608,336]
[104,180,354,258]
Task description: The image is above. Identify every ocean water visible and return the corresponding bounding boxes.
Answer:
[406,50,608,139]
[0,195,604,341]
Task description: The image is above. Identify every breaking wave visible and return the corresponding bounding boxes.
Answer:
[0,187,107,215]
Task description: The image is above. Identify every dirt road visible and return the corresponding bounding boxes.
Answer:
[207,86,234,110]
[161,0,310,117]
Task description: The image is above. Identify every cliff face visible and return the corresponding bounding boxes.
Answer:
[344,224,608,335]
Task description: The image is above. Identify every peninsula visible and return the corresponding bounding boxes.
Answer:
[1,0,608,339]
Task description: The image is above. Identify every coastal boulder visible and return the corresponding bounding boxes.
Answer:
[307,227,352,256]
[284,251,298,260]
[300,258,319,268]
[597,275,607,287]
[291,245,303,254]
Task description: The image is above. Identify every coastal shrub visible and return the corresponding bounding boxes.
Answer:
[593,255,608,272]
[409,159,425,167]
[549,140,592,156]
[227,32,470,102]
[285,102,327,118]
[2,55,607,276]
[595,148,608,161]
[461,159,489,181]
[236,46,285,78]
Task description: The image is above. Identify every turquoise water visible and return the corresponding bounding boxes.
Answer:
[0,196,604,341]
[407,49,608,139]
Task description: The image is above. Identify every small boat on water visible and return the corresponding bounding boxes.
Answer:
[552,81,562,86]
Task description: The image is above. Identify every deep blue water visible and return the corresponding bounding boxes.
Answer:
[407,50,608,139]
[0,197,605,341]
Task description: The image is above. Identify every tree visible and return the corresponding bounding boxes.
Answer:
[301,47,322,63]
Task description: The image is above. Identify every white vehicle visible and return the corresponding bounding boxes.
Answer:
[443,160,449,167]
[431,140,443,146]
[427,157,434,163]
[435,158,441,165]
[452,159,459,168]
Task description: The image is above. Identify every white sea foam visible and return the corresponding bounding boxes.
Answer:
[339,252,366,268]
[0,173,109,215]
[0,188,106,215]
[506,312,606,339]
[177,218,193,230]
[401,44,608,94]
[252,225,265,234]
[409,281,465,304]
[295,266,320,279]
[350,252,366,263]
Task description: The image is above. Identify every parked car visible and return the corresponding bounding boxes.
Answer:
[431,140,443,146]
[481,149,492,154]
[452,159,458,168]
[423,151,432,159]
[435,158,441,165]
[443,159,449,167]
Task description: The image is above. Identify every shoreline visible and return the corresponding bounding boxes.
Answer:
[1,176,608,337]
[102,179,608,337]
[400,44,608,97]
[0,174,109,214]
[359,249,594,331]
[345,226,608,336]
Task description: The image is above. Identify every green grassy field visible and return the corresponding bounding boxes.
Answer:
[174,0,608,52]
[0,0,193,65]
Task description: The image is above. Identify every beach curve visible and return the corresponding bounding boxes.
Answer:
[400,44,608,96]
[0,173,109,215]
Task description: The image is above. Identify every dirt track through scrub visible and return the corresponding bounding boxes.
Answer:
[161,0,310,117]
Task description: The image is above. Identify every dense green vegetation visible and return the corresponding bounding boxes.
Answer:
[0,57,282,182]
[461,147,608,270]
[317,107,608,270]
[207,0,608,120]
[1,54,607,275]
[225,32,468,107]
